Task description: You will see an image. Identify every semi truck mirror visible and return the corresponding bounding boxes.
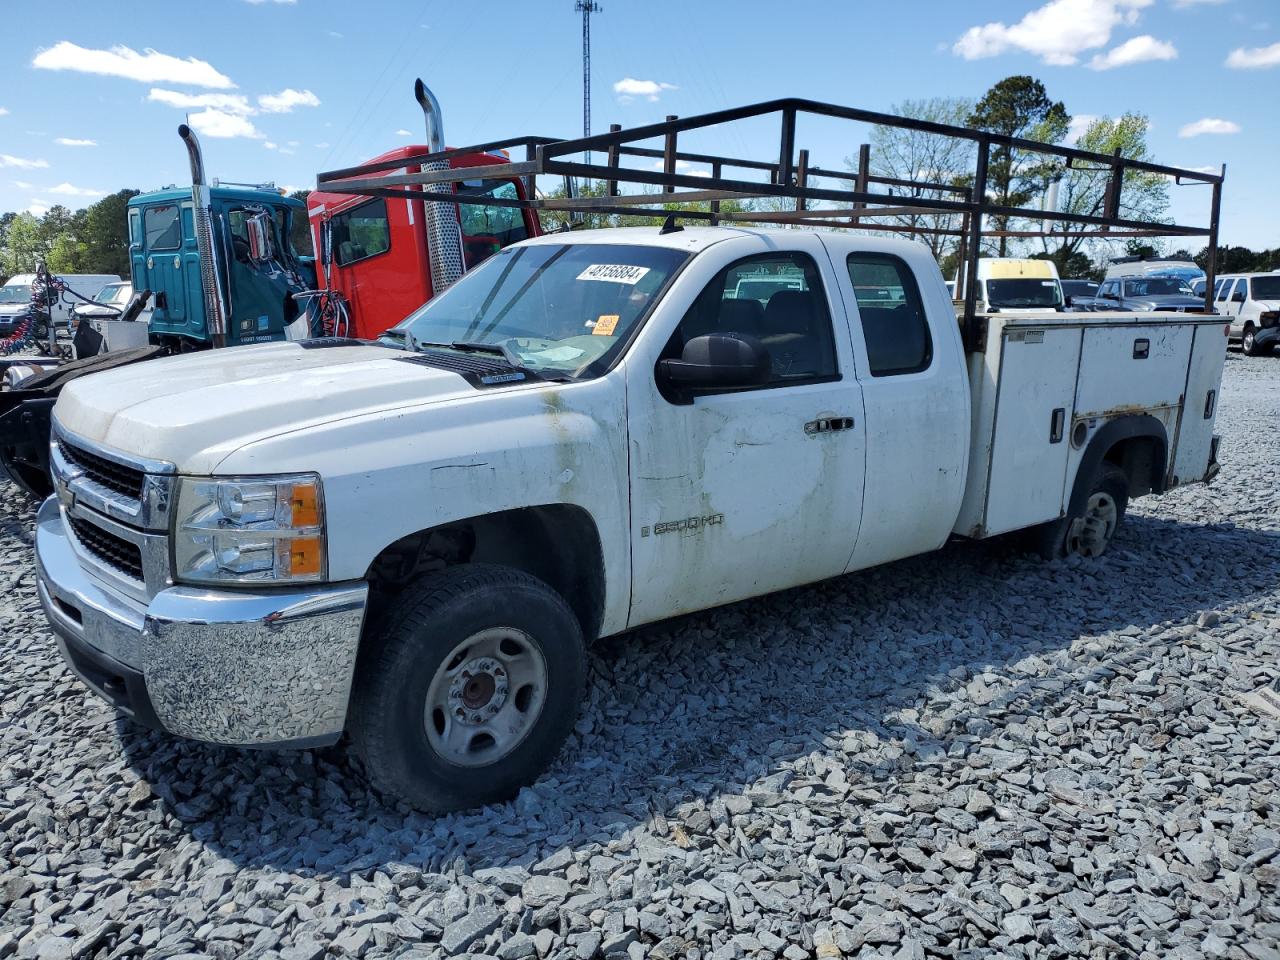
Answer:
[246,212,276,263]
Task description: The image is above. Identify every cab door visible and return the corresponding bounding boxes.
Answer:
[136,201,198,338]
[625,235,866,626]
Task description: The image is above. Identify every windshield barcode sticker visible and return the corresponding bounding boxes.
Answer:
[577,264,651,285]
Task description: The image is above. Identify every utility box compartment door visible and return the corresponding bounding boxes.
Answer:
[1074,324,1193,417]
[1171,323,1227,485]
[982,326,1082,537]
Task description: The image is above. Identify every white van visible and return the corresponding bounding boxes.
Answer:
[971,258,1064,313]
[1213,272,1280,356]
[0,273,122,336]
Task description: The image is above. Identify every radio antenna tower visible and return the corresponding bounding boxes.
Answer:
[576,1,602,166]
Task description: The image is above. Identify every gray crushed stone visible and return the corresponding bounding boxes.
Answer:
[1,352,1277,959]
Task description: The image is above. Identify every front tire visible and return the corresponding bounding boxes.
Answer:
[1031,462,1129,560]
[1242,324,1263,357]
[349,564,585,813]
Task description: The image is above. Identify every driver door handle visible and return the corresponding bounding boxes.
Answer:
[804,416,855,435]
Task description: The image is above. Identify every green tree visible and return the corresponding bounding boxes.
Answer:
[0,212,46,278]
[966,76,1070,256]
[1044,114,1167,273]
[80,189,139,276]
[862,97,976,263]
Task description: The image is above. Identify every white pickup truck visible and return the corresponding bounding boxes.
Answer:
[34,227,1226,811]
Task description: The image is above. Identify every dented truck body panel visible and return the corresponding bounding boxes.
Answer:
[37,226,1228,749]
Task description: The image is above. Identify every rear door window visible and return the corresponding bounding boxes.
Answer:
[847,253,932,376]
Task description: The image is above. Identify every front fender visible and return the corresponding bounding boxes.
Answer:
[214,375,633,636]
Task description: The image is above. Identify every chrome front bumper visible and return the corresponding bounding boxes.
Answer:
[35,495,369,749]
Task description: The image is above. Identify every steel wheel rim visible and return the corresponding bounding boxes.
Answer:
[1065,491,1118,558]
[1244,329,1255,351]
[424,627,548,767]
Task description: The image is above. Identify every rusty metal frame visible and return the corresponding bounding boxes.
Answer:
[315,94,1225,335]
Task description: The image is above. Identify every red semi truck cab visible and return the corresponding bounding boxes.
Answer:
[306,146,540,340]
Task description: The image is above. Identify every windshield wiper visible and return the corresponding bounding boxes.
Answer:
[451,339,524,368]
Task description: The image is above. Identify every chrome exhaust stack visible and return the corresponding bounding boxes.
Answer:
[414,79,466,295]
[179,123,230,348]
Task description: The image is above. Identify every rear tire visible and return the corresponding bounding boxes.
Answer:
[1031,462,1129,560]
[349,564,585,813]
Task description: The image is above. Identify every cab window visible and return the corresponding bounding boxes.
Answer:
[457,179,529,268]
[671,252,838,386]
[847,253,932,376]
[144,205,182,251]
[331,198,391,266]
[1216,279,1234,302]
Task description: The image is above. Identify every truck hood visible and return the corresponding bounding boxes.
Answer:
[55,342,480,472]
[1132,295,1207,309]
[0,303,31,317]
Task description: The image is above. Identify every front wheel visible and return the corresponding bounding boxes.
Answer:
[1031,462,1129,560]
[1242,324,1265,357]
[349,564,586,813]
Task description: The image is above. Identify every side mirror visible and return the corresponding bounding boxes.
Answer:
[657,332,771,393]
[245,211,276,263]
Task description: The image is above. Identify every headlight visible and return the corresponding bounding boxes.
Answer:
[172,474,326,585]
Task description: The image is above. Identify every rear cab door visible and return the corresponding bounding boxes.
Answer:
[820,236,970,570]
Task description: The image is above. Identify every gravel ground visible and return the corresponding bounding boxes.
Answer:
[2,353,1278,960]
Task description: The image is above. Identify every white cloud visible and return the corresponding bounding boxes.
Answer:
[953,0,1151,65]
[1178,117,1241,137]
[1065,114,1099,144]
[11,180,33,189]
[314,141,330,149]
[49,183,106,197]
[1087,34,1177,69]
[187,109,263,139]
[0,107,8,116]
[651,159,710,177]
[26,200,51,217]
[258,88,320,113]
[148,88,255,115]
[1226,42,1280,69]
[613,77,678,103]
[264,141,278,150]
[395,128,412,136]
[32,41,234,89]
[0,154,49,170]
[54,137,97,147]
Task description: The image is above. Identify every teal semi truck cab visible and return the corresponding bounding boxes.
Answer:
[128,183,315,349]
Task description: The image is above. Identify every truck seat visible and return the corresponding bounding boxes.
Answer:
[858,304,927,372]
[716,297,766,337]
[760,290,832,379]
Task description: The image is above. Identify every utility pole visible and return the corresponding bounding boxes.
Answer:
[576,1,601,167]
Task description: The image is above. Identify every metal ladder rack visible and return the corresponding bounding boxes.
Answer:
[315,90,1224,345]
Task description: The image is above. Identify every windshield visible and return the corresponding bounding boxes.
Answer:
[96,284,130,304]
[0,283,31,304]
[986,278,1062,308]
[1126,278,1186,297]
[1250,276,1280,300]
[388,242,689,380]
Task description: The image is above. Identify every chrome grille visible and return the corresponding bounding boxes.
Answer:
[58,440,145,500]
[67,513,145,582]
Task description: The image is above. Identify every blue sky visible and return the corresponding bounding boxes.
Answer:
[1,0,1276,249]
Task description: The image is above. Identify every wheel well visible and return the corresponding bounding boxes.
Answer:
[1101,434,1165,500]
[1070,414,1168,514]
[364,505,606,641]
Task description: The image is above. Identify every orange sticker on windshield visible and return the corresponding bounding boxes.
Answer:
[593,314,620,336]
